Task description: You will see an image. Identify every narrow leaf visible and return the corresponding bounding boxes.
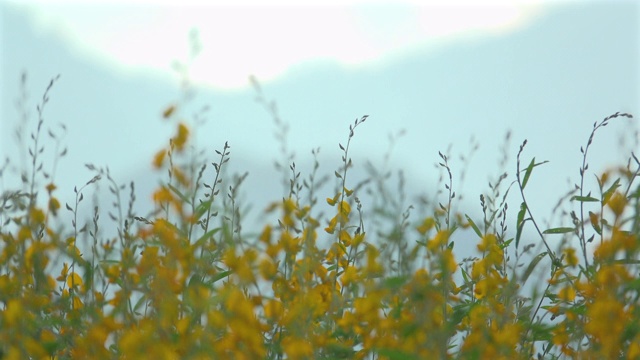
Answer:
[515,202,527,249]
[612,259,640,265]
[522,252,547,284]
[543,227,574,234]
[167,183,190,205]
[589,211,601,235]
[522,158,549,189]
[195,199,213,219]
[465,215,482,238]
[522,158,536,189]
[210,270,232,284]
[570,195,599,202]
[602,178,621,205]
[460,267,470,284]
[194,228,221,247]
[133,294,148,312]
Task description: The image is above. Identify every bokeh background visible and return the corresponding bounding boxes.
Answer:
[1,1,638,259]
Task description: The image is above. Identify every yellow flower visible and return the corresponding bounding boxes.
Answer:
[282,337,313,360]
[338,201,351,224]
[341,265,358,287]
[259,257,277,280]
[607,191,627,217]
[417,217,435,235]
[427,230,449,252]
[563,247,579,267]
[152,149,166,168]
[326,192,340,206]
[441,248,458,274]
[162,104,176,118]
[477,233,497,252]
[264,299,284,321]
[4,298,22,327]
[558,285,576,302]
[474,278,488,300]
[152,186,174,205]
[628,340,640,359]
[172,122,190,150]
[45,182,57,193]
[66,272,83,290]
[18,226,32,242]
[29,207,46,224]
[325,215,338,234]
[259,225,272,244]
[339,230,352,246]
[48,197,61,215]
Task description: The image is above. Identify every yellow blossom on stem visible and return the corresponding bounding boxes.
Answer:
[607,191,627,217]
[563,247,579,267]
[427,230,449,252]
[416,217,436,235]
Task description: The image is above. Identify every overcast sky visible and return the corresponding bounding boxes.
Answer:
[11,1,544,90]
[1,1,638,253]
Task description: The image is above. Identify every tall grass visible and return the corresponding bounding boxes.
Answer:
[0,72,638,359]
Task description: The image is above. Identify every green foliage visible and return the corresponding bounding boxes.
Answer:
[0,73,638,359]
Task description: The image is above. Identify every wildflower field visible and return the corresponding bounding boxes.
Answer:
[1,73,639,360]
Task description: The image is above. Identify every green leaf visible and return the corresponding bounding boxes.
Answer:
[325,342,355,358]
[83,265,94,291]
[209,270,232,284]
[515,202,527,249]
[522,252,547,284]
[99,259,122,264]
[522,158,535,189]
[602,178,621,205]
[543,227,574,234]
[612,259,640,265]
[167,183,191,205]
[460,267,470,284]
[500,238,514,250]
[448,303,473,328]
[570,195,599,202]
[521,158,549,189]
[194,199,213,220]
[133,294,148,312]
[566,303,586,316]
[188,274,203,288]
[589,211,602,235]
[384,276,409,290]
[529,322,554,342]
[194,228,221,247]
[465,215,482,238]
[622,278,640,292]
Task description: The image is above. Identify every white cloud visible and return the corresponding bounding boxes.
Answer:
[14,1,546,89]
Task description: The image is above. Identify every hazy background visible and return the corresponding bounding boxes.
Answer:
[1,1,638,260]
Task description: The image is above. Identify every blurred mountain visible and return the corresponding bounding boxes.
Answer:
[1,3,637,256]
